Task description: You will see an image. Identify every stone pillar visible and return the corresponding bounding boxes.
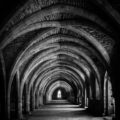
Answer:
[18,99,23,119]
[81,97,85,108]
[35,94,37,109]
[43,95,46,105]
[30,86,35,111]
[16,71,23,120]
[105,78,108,115]
[0,53,7,120]
[85,89,88,108]
[35,93,38,108]
[39,93,43,107]
[78,97,81,105]
[32,94,35,110]
[110,42,120,119]
[14,75,19,119]
[76,97,79,104]
[90,74,96,99]
[1,84,7,119]
[26,90,30,114]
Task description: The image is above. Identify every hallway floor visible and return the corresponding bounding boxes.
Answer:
[25,100,112,120]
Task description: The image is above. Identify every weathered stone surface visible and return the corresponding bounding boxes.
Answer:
[0,1,119,120]
[76,25,115,56]
[3,0,92,32]
[2,24,110,74]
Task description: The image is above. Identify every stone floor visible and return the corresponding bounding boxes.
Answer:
[25,100,112,120]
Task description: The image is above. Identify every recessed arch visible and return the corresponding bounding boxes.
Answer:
[0,0,118,119]
[33,68,85,95]
[7,22,110,99]
[20,46,100,85]
[0,4,112,49]
[44,80,73,102]
[28,59,88,95]
[19,49,100,98]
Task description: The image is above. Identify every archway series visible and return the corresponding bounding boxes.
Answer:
[0,0,120,120]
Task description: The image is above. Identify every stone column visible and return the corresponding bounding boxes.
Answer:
[30,86,35,111]
[33,94,36,110]
[81,97,85,108]
[38,92,43,107]
[85,89,88,108]
[35,92,38,108]
[18,99,23,119]
[16,71,23,120]
[26,88,30,114]
[110,42,120,119]
[0,53,7,120]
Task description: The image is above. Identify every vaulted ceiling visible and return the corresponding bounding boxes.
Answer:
[0,0,118,103]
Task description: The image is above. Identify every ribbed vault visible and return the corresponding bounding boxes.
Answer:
[0,0,117,119]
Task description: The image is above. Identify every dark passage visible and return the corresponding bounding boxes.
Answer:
[26,100,112,120]
[0,0,120,120]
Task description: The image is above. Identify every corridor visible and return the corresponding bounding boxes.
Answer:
[25,100,112,120]
[0,0,120,120]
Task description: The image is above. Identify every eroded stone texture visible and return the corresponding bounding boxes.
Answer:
[0,0,117,119]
